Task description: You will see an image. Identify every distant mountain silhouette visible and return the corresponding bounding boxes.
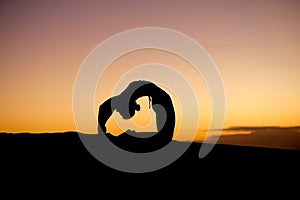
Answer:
[207,126,300,150]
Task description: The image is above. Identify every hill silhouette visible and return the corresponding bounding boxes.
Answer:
[1,132,299,183]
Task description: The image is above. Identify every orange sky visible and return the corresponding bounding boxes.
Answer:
[1,1,300,142]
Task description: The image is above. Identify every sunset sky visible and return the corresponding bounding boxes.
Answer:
[1,0,299,147]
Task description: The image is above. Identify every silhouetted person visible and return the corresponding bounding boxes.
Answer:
[98,80,176,153]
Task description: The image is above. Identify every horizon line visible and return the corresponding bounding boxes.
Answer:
[1,125,300,134]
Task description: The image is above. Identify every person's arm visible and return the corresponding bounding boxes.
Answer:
[98,97,118,133]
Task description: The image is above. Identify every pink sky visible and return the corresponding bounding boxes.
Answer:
[0,0,300,135]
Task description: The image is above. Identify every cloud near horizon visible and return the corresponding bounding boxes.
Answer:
[206,126,300,150]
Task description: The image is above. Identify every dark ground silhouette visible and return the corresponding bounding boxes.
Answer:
[0,132,299,181]
[0,132,299,196]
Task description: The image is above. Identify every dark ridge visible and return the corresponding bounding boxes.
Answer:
[0,132,299,190]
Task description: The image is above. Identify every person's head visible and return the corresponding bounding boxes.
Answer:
[114,80,149,119]
[116,99,140,119]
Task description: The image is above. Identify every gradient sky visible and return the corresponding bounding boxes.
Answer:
[1,0,300,143]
